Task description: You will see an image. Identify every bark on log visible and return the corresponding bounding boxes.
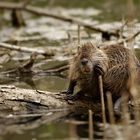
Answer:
[0,84,101,134]
[0,85,101,112]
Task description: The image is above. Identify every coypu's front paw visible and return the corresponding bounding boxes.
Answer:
[94,64,105,76]
[64,94,80,101]
[60,90,73,95]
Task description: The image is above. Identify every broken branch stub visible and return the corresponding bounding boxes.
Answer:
[0,42,54,56]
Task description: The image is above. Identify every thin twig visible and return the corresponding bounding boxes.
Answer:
[124,30,140,43]
[78,25,81,45]
[89,110,94,140]
[101,30,140,47]
[0,42,54,56]
[106,92,115,124]
[118,18,129,39]
[98,75,106,127]
[44,65,69,73]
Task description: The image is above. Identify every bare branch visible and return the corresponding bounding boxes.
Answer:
[0,2,119,38]
[0,42,54,56]
[45,65,69,73]
[100,31,140,47]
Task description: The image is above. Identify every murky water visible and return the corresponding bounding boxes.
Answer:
[0,0,140,140]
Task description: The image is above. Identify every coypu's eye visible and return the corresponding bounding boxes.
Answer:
[81,58,88,65]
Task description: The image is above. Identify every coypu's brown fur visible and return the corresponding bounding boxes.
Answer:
[65,42,139,103]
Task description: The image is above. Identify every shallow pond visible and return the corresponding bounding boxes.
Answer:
[0,0,140,140]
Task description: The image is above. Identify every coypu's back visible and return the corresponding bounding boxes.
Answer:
[68,42,139,100]
[101,44,139,99]
[102,44,135,67]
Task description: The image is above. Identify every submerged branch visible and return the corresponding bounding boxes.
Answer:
[45,65,69,73]
[0,2,119,38]
[124,30,140,42]
[101,30,140,46]
[0,42,54,56]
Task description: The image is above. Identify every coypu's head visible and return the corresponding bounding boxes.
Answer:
[76,42,96,74]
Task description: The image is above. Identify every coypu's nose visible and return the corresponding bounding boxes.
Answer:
[81,58,88,65]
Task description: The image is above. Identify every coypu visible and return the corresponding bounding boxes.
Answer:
[63,42,139,109]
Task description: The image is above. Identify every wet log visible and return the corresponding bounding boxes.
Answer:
[0,84,101,134]
[0,85,101,113]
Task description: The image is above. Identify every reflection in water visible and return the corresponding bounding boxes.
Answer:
[0,74,69,92]
[0,110,104,140]
[0,71,104,140]
[33,75,69,92]
[2,122,69,140]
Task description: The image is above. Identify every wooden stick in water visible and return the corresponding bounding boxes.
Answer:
[133,101,140,123]
[89,110,94,140]
[121,95,130,125]
[98,75,106,127]
[106,92,115,124]
[77,25,81,45]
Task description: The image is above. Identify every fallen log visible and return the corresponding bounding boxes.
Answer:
[0,84,101,134]
[0,85,101,113]
[0,42,54,57]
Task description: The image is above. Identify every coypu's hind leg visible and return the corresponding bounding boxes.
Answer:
[114,97,122,115]
[114,90,132,115]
